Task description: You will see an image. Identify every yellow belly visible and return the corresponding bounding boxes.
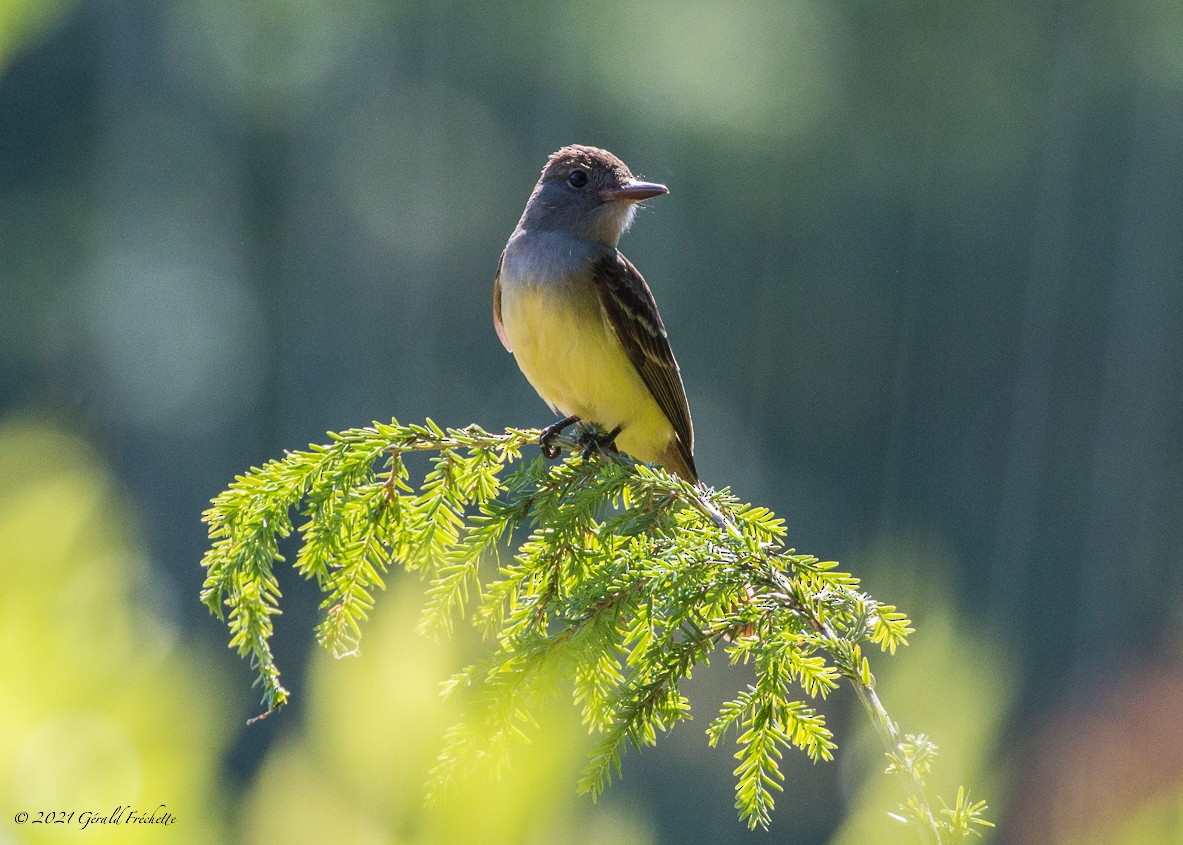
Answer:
[500,280,675,465]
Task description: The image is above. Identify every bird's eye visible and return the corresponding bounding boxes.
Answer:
[567,169,588,188]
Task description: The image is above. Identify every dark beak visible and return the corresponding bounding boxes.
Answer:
[604,179,669,202]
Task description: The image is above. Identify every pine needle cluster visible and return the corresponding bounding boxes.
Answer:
[200,419,991,839]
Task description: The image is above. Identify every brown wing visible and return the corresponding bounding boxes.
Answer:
[492,249,511,352]
[591,251,696,477]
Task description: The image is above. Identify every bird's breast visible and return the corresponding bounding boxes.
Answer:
[497,241,667,445]
[498,263,616,415]
[498,231,608,377]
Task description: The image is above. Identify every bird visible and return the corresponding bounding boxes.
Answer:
[492,145,697,481]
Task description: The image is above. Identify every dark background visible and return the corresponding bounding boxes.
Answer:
[2,1,1181,843]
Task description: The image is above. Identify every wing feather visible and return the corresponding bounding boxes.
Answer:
[591,251,696,477]
[492,249,511,352]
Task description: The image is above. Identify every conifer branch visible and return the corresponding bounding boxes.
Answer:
[200,419,992,839]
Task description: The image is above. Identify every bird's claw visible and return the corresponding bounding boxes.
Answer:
[539,415,579,460]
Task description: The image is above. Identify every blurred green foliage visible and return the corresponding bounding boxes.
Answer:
[241,578,655,845]
[0,418,232,843]
[0,0,75,71]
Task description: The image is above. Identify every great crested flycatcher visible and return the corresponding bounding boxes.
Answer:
[493,145,697,481]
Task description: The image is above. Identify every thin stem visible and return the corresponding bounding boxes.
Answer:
[757,574,941,844]
[851,678,941,845]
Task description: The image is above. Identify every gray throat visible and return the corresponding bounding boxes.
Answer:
[500,228,607,291]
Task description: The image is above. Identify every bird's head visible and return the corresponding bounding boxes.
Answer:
[520,145,668,246]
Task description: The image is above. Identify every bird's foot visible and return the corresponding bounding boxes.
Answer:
[539,415,579,459]
[578,425,622,461]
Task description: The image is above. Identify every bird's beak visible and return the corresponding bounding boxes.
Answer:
[604,179,669,202]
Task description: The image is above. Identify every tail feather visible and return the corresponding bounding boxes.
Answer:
[657,436,698,483]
